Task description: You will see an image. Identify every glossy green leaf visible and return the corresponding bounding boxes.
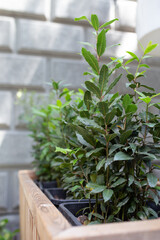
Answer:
[84,90,92,110]
[82,48,99,73]
[123,94,132,111]
[126,51,139,61]
[126,104,137,113]
[139,64,150,68]
[105,74,122,94]
[111,178,126,188]
[96,158,106,171]
[87,183,106,193]
[114,151,133,161]
[86,148,104,158]
[98,101,109,116]
[74,16,92,25]
[103,189,113,202]
[117,196,129,208]
[99,65,109,92]
[128,175,134,186]
[147,173,158,188]
[97,29,106,57]
[70,124,95,146]
[85,81,101,99]
[91,14,99,30]
[105,108,117,124]
[144,41,158,55]
[106,133,117,143]
[120,130,133,144]
[109,144,123,156]
[100,18,118,28]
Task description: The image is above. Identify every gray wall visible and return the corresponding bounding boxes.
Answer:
[0,0,159,221]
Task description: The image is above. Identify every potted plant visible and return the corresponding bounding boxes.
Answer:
[19,14,160,239]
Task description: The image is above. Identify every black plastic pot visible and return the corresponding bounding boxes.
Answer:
[59,202,95,226]
[36,180,57,192]
[44,188,94,207]
[59,201,160,226]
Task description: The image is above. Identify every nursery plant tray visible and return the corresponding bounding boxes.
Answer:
[19,170,160,240]
[44,188,95,207]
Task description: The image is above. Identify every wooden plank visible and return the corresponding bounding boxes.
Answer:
[19,170,71,240]
[19,170,160,240]
[54,218,160,240]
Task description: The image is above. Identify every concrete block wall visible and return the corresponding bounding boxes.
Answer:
[0,0,159,222]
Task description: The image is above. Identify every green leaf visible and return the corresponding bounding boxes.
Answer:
[98,101,108,116]
[77,117,104,133]
[148,189,159,205]
[55,147,72,154]
[141,84,155,91]
[128,175,134,186]
[106,133,117,143]
[127,73,134,82]
[86,147,104,158]
[105,157,114,169]
[125,58,137,66]
[103,189,113,202]
[123,94,132,111]
[100,18,118,28]
[96,158,106,171]
[139,96,151,104]
[97,29,106,57]
[120,130,133,144]
[84,90,92,110]
[91,14,99,31]
[76,133,92,148]
[85,81,101,99]
[139,64,150,68]
[137,211,146,220]
[70,124,95,146]
[92,213,104,220]
[117,197,130,208]
[147,173,158,188]
[114,151,133,161]
[99,65,109,92]
[105,74,122,94]
[144,41,158,55]
[109,144,123,156]
[87,183,106,193]
[74,16,92,25]
[126,51,139,61]
[147,207,158,218]
[82,48,99,73]
[126,104,137,114]
[57,99,62,107]
[128,202,136,213]
[106,108,117,124]
[111,178,126,188]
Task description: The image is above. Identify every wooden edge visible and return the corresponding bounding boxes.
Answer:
[54,218,160,240]
[157,181,160,187]
[18,170,71,240]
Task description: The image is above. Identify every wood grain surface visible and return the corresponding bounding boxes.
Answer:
[19,170,160,240]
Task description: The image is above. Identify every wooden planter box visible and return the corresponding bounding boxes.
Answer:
[19,170,160,240]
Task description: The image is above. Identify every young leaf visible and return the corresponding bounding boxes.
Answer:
[82,48,99,73]
[144,41,158,55]
[100,18,118,28]
[139,64,150,69]
[147,173,158,188]
[97,29,106,57]
[105,74,122,94]
[74,16,92,25]
[126,51,139,62]
[99,65,109,92]
[55,147,72,154]
[103,189,113,202]
[91,14,99,31]
[85,81,101,99]
[114,152,134,161]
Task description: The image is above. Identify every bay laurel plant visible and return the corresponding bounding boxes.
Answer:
[56,14,160,223]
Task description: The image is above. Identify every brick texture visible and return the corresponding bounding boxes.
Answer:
[0,172,8,210]
[0,91,12,128]
[0,0,47,20]
[17,19,84,55]
[0,17,14,51]
[53,0,115,24]
[0,132,33,165]
[0,54,45,88]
